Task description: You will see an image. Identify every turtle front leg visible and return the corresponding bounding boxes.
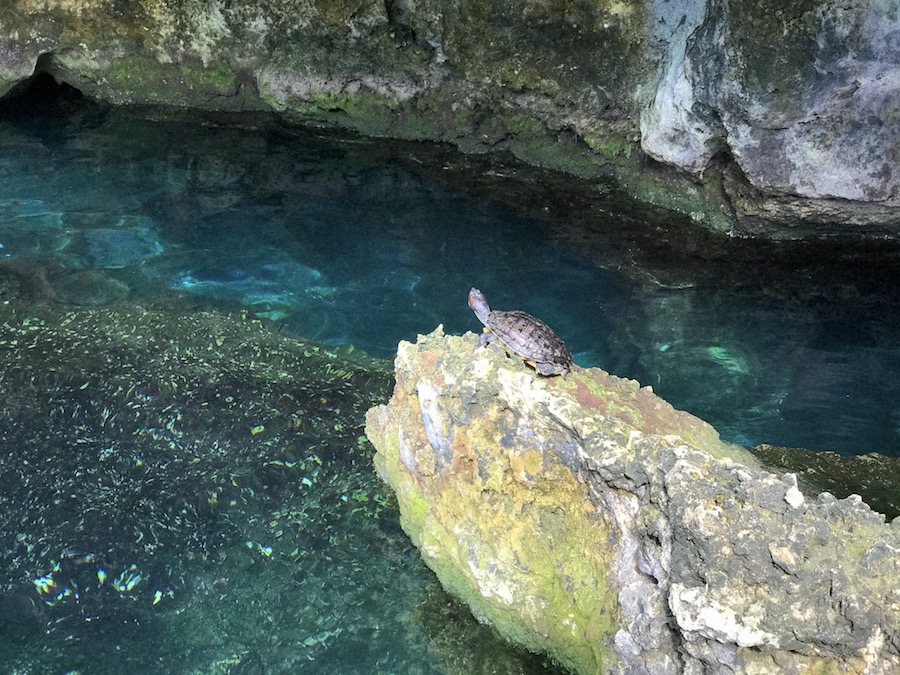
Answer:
[478,328,495,348]
[535,362,568,378]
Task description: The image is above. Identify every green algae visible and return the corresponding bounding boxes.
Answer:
[368,331,629,674]
[504,113,544,137]
[754,444,900,520]
[56,53,265,111]
[307,89,403,136]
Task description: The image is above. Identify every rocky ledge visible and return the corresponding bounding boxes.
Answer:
[366,328,900,674]
[2,1,900,237]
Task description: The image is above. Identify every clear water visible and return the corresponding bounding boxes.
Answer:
[3,90,897,457]
[1,80,899,672]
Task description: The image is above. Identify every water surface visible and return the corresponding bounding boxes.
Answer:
[3,90,898,456]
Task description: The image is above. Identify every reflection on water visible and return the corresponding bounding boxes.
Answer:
[0,78,899,671]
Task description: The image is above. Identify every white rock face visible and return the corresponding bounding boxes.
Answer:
[641,0,721,174]
[641,0,900,207]
[669,584,778,648]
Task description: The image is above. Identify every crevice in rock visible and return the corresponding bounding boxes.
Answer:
[0,54,80,106]
[383,0,418,46]
[0,54,105,123]
[6,53,65,93]
[703,149,740,221]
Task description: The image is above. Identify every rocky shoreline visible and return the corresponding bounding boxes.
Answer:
[2,1,900,238]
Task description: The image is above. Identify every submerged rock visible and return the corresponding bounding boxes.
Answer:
[78,217,165,269]
[753,443,900,522]
[366,327,900,674]
[0,271,398,671]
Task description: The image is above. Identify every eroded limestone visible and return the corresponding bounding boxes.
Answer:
[366,327,900,674]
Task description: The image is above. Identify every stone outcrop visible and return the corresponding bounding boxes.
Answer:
[366,327,900,674]
[642,0,900,233]
[2,1,899,237]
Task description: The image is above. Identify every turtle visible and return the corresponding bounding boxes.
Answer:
[468,287,574,378]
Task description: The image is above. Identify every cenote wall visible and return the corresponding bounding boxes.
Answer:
[2,0,900,239]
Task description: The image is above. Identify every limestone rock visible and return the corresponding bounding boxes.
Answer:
[366,327,900,674]
[642,0,900,234]
[3,0,900,236]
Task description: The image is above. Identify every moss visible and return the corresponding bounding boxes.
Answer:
[509,134,605,178]
[587,134,633,159]
[504,113,544,136]
[371,369,619,672]
[374,451,433,540]
[570,371,646,430]
[289,89,403,136]
[416,494,616,674]
[615,160,736,234]
[178,59,237,91]
[67,55,263,111]
[312,90,398,115]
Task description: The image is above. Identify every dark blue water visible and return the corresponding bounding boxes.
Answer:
[0,80,899,672]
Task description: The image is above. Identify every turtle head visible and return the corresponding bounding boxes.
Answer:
[468,287,491,325]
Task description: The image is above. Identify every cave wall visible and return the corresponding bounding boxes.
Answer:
[2,0,899,237]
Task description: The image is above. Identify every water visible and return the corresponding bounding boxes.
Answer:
[3,89,896,457]
[0,78,899,672]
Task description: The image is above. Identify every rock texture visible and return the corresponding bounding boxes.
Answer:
[366,327,900,674]
[1,1,899,236]
[642,0,900,232]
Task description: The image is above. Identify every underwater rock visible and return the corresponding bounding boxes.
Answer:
[51,269,132,305]
[144,247,332,319]
[78,217,165,269]
[753,443,900,522]
[366,327,900,674]
[0,275,430,671]
[0,198,70,258]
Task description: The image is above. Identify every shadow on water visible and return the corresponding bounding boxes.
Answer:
[0,72,899,671]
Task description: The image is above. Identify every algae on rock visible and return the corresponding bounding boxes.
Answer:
[366,326,900,674]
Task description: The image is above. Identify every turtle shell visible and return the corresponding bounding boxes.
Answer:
[486,309,574,375]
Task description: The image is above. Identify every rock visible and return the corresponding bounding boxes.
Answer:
[642,0,900,235]
[2,1,900,237]
[366,327,900,674]
[753,444,900,522]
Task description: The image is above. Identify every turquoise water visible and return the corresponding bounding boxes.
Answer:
[0,78,899,672]
[3,86,897,457]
